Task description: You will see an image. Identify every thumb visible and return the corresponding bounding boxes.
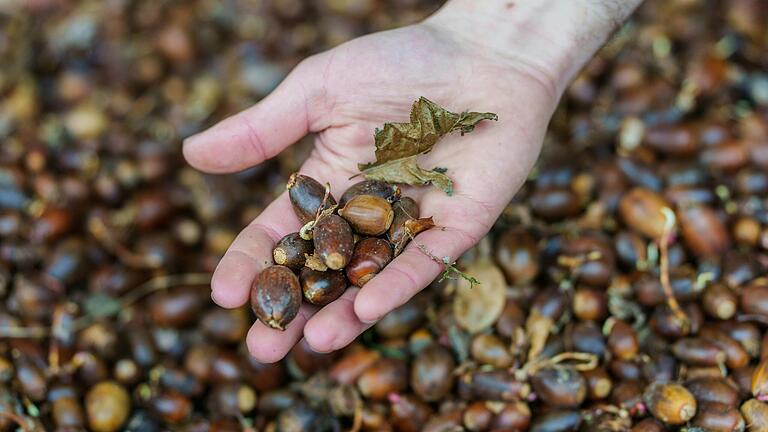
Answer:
[183,56,327,173]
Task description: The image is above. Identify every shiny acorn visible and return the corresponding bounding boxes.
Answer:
[287,173,336,224]
[643,382,696,425]
[338,194,394,236]
[300,267,347,306]
[339,180,400,207]
[313,214,355,270]
[250,265,302,330]
[346,237,393,286]
[530,367,587,408]
[273,232,313,270]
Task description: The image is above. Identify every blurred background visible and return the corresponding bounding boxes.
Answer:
[1,0,768,431]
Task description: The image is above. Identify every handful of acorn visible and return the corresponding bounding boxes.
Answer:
[251,173,434,330]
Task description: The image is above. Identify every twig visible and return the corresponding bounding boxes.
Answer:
[524,351,599,376]
[300,183,337,241]
[659,208,688,330]
[407,232,479,288]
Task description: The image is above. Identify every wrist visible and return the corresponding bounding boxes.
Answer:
[425,0,643,98]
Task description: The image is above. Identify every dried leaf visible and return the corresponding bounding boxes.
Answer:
[393,216,436,255]
[358,97,497,194]
[452,257,506,333]
[362,156,455,195]
[404,217,435,237]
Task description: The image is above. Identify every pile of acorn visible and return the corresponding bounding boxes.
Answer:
[251,173,433,330]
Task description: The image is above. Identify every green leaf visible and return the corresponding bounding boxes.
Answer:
[358,97,497,194]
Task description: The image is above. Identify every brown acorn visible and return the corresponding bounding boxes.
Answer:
[411,344,455,402]
[470,333,513,368]
[329,349,381,386]
[356,358,408,400]
[300,267,347,306]
[346,238,393,287]
[287,173,336,224]
[605,318,639,360]
[687,378,740,407]
[530,367,587,408]
[643,382,696,425]
[250,265,302,330]
[273,232,313,271]
[618,187,669,238]
[338,194,394,236]
[678,204,731,257]
[582,367,612,400]
[339,180,400,207]
[702,283,738,320]
[313,214,355,270]
[690,402,745,432]
[672,337,726,366]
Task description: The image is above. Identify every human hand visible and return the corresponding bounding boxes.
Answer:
[183,0,640,362]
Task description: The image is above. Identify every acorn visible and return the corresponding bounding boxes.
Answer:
[691,403,745,432]
[338,194,394,236]
[300,267,347,306]
[339,180,400,207]
[643,382,696,425]
[250,265,302,330]
[618,187,669,239]
[687,378,740,407]
[85,381,131,432]
[530,367,587,408]
[470,333,513,368]
[346,238,393,287]
[273,232,313,271]
[411,344,456,401]
[287,173,336,224]
[313,214,355,270]
[605,318,639,360]
[356,358,408,400]
[672,337,726,366]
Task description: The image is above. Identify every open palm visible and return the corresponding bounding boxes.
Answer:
[183,21,559,362]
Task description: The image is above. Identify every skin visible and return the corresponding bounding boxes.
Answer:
[183,0,644,362]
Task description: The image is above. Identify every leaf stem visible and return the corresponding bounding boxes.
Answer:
[659,208,689,330]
